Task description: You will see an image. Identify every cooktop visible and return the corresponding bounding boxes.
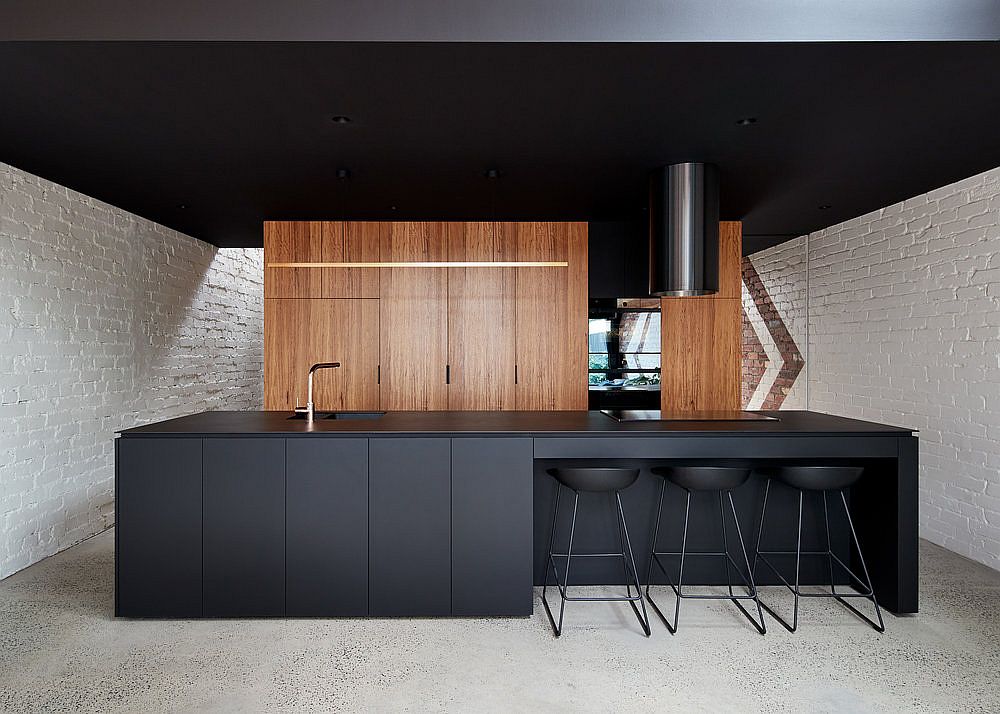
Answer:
[600,409,779,422]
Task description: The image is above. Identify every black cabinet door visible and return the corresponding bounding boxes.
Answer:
[452,438,534,615]
[203,438,285,616]
[116,437,202,617]
[369,438,451,616]
[286,438,369,616]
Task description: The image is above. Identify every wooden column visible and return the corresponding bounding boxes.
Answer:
[660,221,743,412]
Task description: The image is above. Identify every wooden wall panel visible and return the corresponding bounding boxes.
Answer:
[448,222,516,410]
[378,222,455,410]
[514,222,588,410]
[264,298,379,411]
[263,221,327,298]
[264,220,589,412]
[659,221,744,411]
[661,296,741,411]
[265,220,381,298]
[326,221,381,298]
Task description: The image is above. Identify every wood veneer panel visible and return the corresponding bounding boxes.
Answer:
[264,298,380,411]
[660,296,741,411]
[448,222,516,410]
[686,220,742,300]
[263,221,327,298]
[514,222,588,410]
[378,222,454,410]
[325,221,381,298]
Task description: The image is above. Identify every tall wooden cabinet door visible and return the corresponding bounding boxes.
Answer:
[379,222,454,410]
[324,221,382,298]
[661,297,742,411]
[203,438,285,617]
[514,222,589,410]
[264,298,380,411]
[264,221,330,298]
[286,438,369,616]
[448,222,516,410]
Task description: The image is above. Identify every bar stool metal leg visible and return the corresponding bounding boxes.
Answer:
[758,490,804,632]
[726,490,767,634]
[833,491,886,632]
[755,485,886,633]
[645,489,690,634]
[644,477,668,597]
[647,487,765,634]
[542,487,578,637]
[542,483,650,638]
[616,492,651,636]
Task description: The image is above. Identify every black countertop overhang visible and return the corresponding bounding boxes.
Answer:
[117,410,916,438]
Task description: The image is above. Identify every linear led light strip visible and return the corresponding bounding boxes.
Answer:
[266,261,569,268]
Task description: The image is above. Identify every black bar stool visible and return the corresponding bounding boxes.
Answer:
[752,466,885,633]
[645,466,766,634]
[541,467,650,637]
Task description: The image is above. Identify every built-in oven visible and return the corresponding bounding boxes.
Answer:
[588,297,660,410]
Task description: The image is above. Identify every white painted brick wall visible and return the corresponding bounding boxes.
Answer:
[749,166,1000,571]
[743,235,809,409]
[0,161,264,579]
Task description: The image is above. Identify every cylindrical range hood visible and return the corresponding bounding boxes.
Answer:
[649,162,720,296]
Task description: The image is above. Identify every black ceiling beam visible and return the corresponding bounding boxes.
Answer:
[3,0,999,42]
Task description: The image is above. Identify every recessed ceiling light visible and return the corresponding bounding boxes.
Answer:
[336,168,351,180]
[331,115,352,124]
[735,117,757,126]
[390,205,397,211]
[484,168,502,179]
[818,204,832,210]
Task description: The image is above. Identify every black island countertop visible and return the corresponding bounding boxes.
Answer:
[118,409,915,437]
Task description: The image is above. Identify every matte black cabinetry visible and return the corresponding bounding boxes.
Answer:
[452,438,534,615]
[369,438,452,616]
[588,220,649,298]
[286,438,369,616]
[203,438,285,616]
[115,437,203,617]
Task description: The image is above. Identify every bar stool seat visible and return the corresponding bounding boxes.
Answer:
[645,465,766,634]
[662,466,752,492]
[541,467,650,637]
[773,465,862,491]
[753,465,885,633]
[549,467,640,493]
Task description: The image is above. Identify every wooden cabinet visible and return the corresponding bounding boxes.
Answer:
[665,296,741,411]
[203,438,285,616]
[264,220,380,298]
[514,222,588,410]
[378,222,454,410]
[264,221,327,298]
[452,438,533,615]
[369,438,452,616]
[286,438,369,616]
[448,222,516,410]
[659,220,743,411]
[264,220,589,412]
[115,437,203,617]
[264,298,379,411]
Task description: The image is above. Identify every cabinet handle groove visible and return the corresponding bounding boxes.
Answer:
[445,364,450,384]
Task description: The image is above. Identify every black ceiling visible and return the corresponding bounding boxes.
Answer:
[1,41,998,252]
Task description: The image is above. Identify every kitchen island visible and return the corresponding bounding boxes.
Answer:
[115,410,917,618]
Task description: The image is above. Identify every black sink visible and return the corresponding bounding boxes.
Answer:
[288,411,386,420]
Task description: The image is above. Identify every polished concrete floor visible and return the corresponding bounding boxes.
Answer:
[1,530,998,713]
